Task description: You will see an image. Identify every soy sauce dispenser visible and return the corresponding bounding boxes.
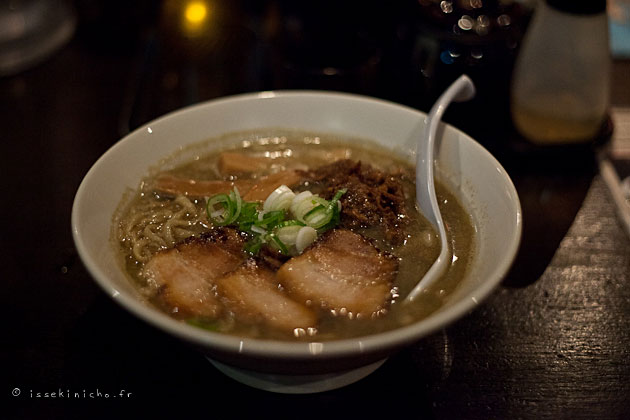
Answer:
[510,0,610,145]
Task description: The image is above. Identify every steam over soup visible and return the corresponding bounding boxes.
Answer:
[113,130,476,341]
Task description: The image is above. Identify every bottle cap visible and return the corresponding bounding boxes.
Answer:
[546,0,606,14]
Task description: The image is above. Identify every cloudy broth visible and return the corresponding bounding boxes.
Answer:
[113,130,476,341]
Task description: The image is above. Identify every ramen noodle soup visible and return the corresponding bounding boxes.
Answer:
[112,130,476,341]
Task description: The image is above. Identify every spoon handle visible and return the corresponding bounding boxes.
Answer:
[407,75,475,302]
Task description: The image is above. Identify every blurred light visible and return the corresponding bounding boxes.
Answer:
[440,50,455,64]
[458,15,474,31]
[476,14,490,35]
[497,14,512,27]
[185,1,207,24]
[440,1,453,13]
[471,49,484,59]
[182,0,210,36]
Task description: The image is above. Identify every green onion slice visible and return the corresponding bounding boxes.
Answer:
[229,187,243,220]
[296,226,318,253]
[267,232,289,255]
[255,210,285,229]
[244,235,265,255]
[275,224,303,246]
[275,220,306,228]
[206,193,234,226]
[303,205,331,230]
[264,185,296,212]
[237,201,259,231]
[206,186,347,255]
[317,188,347,232]
[328,188,347,210]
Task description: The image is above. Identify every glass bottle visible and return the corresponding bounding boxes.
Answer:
[510,0,610,144]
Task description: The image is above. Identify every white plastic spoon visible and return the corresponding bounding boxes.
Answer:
[405,74,476,302]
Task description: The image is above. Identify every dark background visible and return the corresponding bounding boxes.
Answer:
[2,1,630,418]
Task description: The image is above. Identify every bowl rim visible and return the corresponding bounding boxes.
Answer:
[72,89,522,360]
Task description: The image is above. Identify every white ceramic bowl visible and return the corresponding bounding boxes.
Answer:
[72,91,522,393]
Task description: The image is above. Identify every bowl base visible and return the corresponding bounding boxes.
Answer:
[207,357,387,394]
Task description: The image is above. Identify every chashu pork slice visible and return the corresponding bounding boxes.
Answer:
[143,228,246,318]
[215,260,318,333]
[277,229,398,317]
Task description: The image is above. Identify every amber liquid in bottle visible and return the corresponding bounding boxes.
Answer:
[511,92,604,144]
